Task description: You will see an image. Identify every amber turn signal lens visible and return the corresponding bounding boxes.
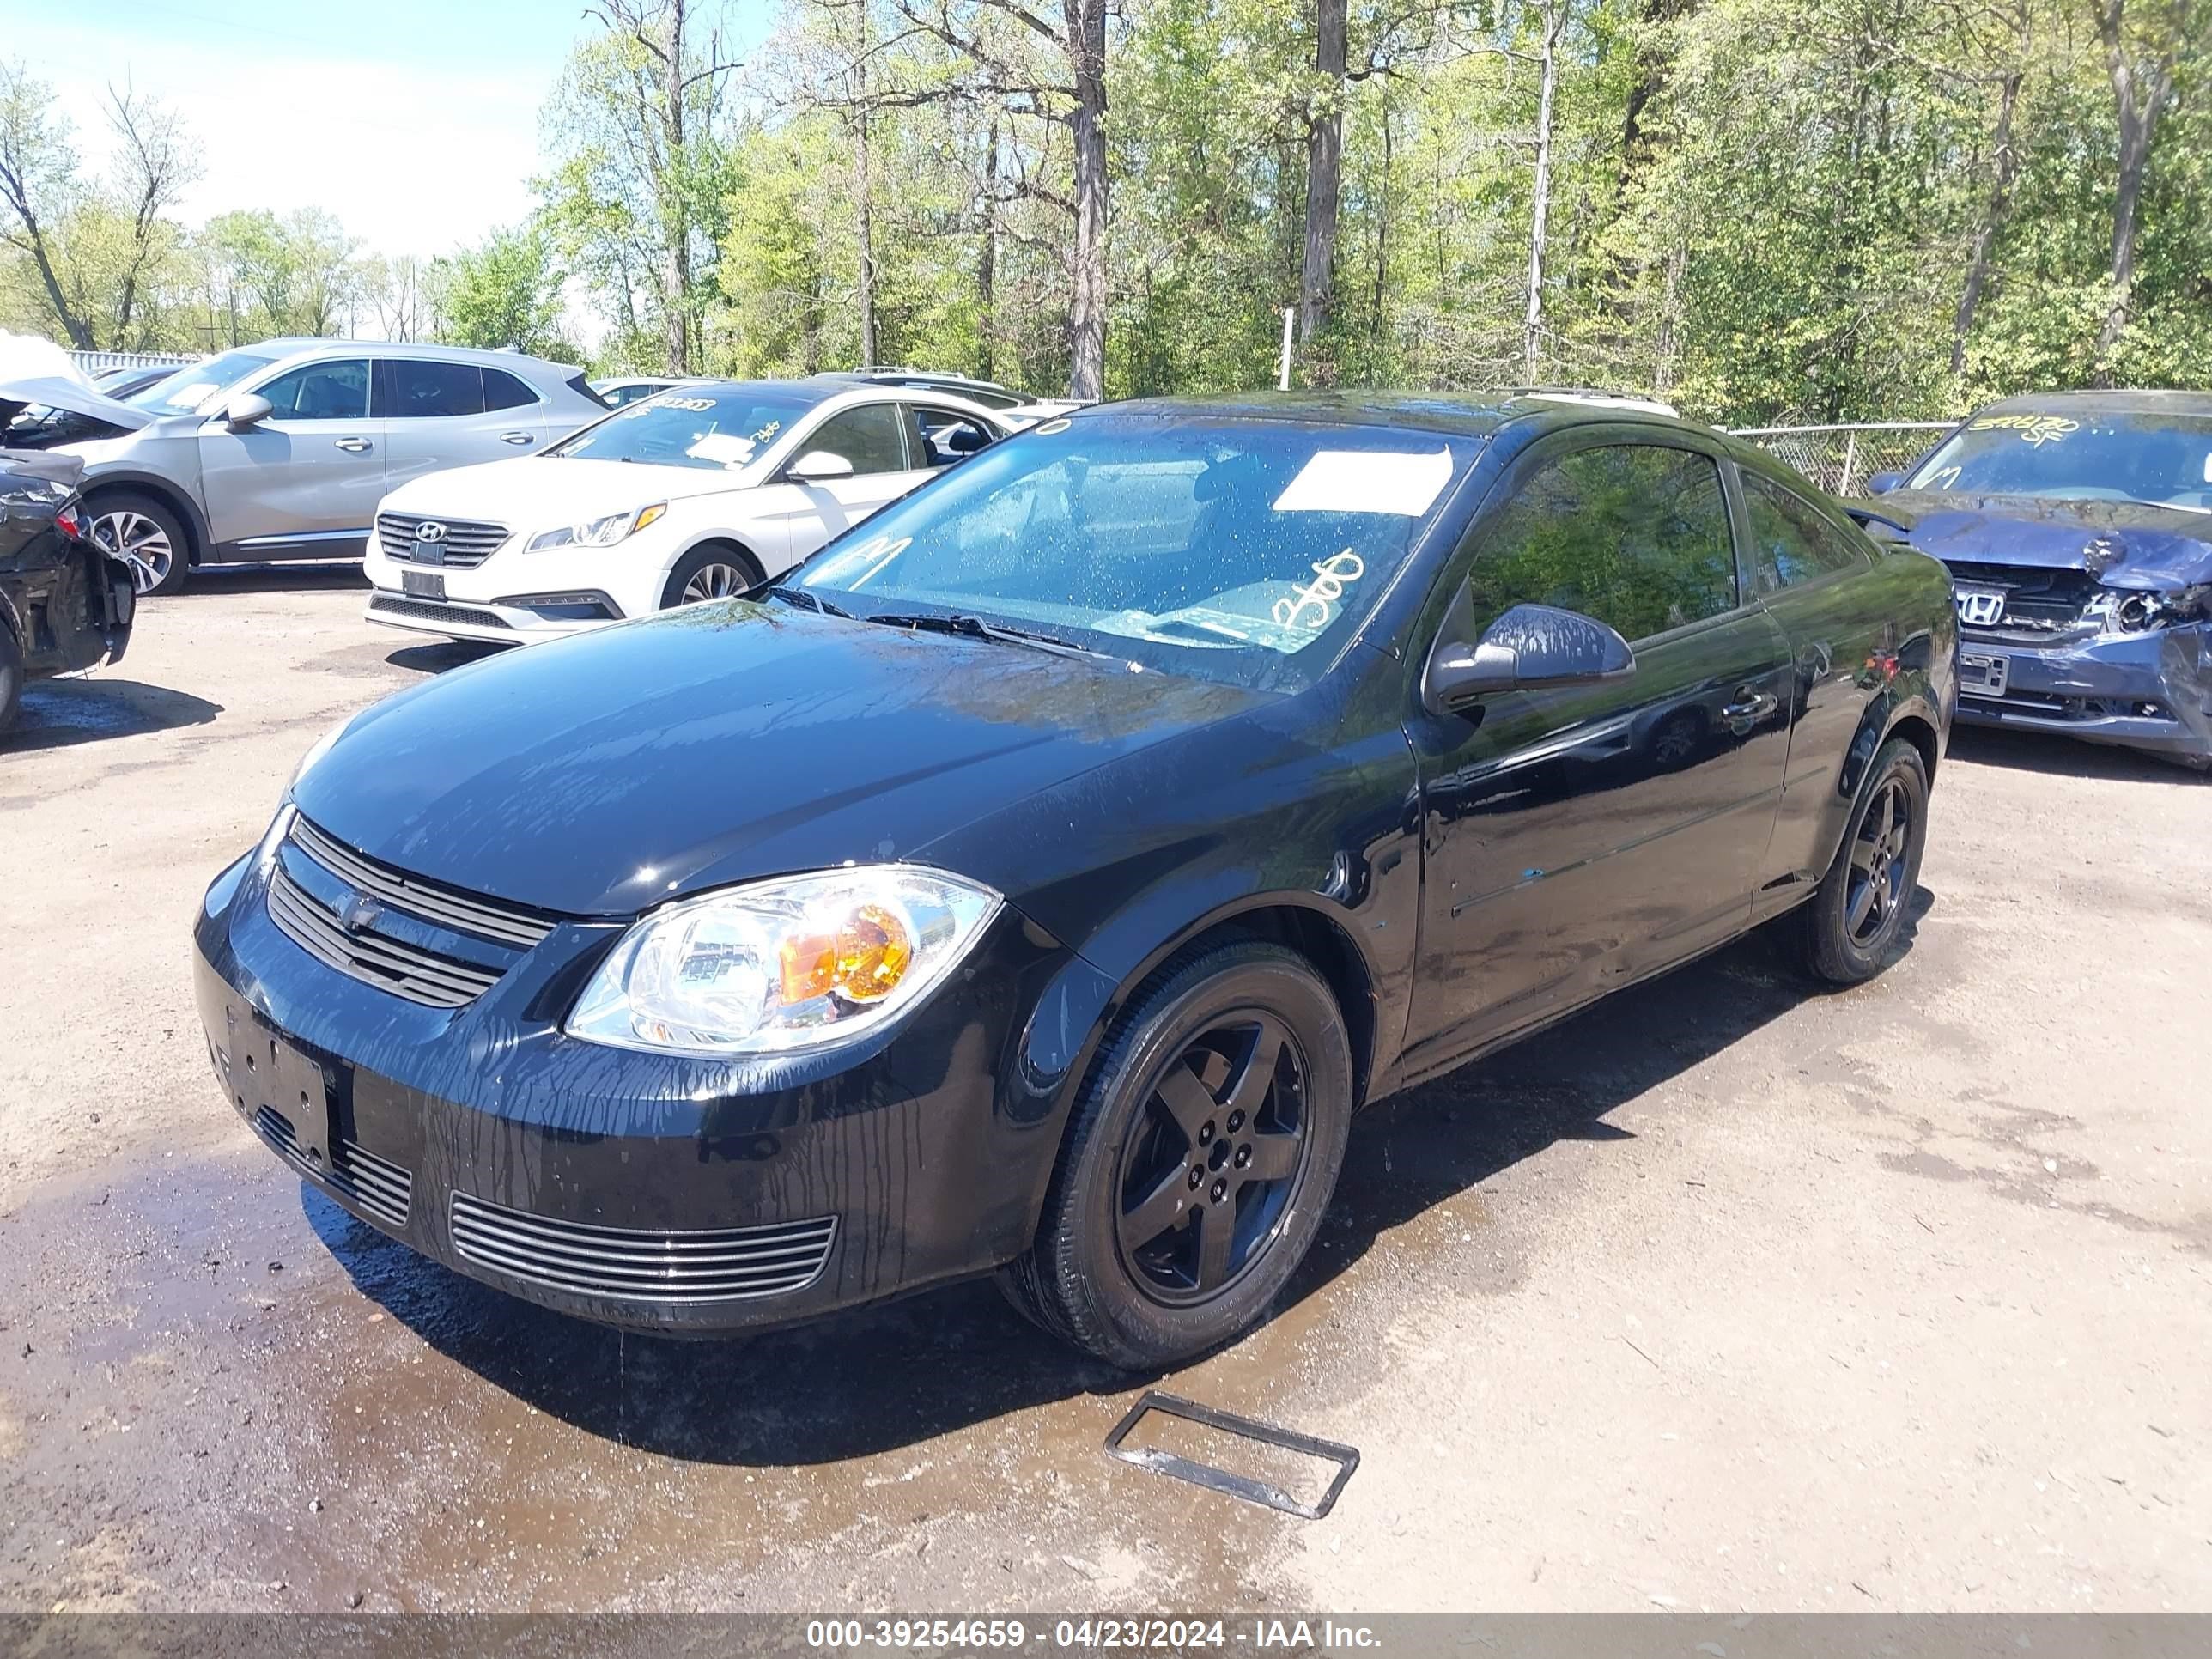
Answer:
[775,902,914,1006]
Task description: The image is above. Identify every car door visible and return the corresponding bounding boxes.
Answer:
[379,359,544,495]
[1400,432,1796,1066]
[197,356,386,553]
[768,399,927,558]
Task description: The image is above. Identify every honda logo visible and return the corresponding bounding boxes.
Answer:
[1954,589,2005,627]
[413,521,447,543]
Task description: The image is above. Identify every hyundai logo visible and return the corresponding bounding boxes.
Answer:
[414,521,448,543]
[337,890,384,934]
[1954,589,2005,627]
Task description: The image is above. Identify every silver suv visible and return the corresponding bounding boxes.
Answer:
[0,340,606,594]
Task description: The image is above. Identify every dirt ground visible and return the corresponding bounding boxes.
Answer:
[2,569,2206,1614]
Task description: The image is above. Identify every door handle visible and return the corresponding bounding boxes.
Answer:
[1722,691,1779,723]
[500,431,535,446]
[333,436,373,453]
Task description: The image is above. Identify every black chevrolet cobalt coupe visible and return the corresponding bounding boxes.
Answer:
[194,392,1955,1365]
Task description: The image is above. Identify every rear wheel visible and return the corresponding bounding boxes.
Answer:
[0,621,21,735]
[1794,736,1929,984]
[659,543,764,610]
[1000,941,1353,1368]
[86,492,189,597]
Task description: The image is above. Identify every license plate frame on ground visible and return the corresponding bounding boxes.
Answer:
[1960,651,2010,698]
[401,569,447,600]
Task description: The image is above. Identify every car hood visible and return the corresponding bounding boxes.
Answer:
[1873,489,2212,592]
[381,455,763,521]
[0,373,155,433]
[294,601,1267,916]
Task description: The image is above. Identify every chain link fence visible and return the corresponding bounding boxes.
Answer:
[69,349,198,376]
[1729,422,1957,496]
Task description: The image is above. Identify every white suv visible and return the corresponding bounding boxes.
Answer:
[362,379,1011,644]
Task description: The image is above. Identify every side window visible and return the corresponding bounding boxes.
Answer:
[799,403,909,477]
[482,368,539,412]
[910,405,996,468]
[1743,471,1873,592]
[388,360,484,419]
[1465,443,1738,642]
[255,359,368,422]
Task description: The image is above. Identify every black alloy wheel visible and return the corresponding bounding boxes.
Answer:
[1796,735,1929,984]
[1001,939,1353,1369]
[1113,1010,1311,1304]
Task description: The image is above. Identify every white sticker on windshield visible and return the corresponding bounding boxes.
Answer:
[1272,447,1454,517]
[170,381,218,409]
[686,431,757,465]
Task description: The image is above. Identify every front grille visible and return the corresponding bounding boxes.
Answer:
[1945,560,2102,637]
[368,594,511,632]
[254,1105,413,1231]
[449,1194,837,1305]
[375,512,509,568]
[265,815,557,1007]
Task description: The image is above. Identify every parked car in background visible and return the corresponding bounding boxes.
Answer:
[0,340,605,596]
[588,376,703,407]
[0,451,135,734]
[362,377,1012,644]
[1865,390,2212,768]
[93,363,188,400]
[197,392,1953,1364]
[813,366,1030,412]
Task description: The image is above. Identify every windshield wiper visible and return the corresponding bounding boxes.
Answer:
[768,586,853,617]
[864,611,1114,660]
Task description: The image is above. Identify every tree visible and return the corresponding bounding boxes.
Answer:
[2091,0,2193,370]
[104,82,201,344]
[194,209,365,343]
[0,61,92,347]
[434,224,569,355]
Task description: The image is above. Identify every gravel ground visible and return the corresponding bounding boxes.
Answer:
[2,570,2206,1613]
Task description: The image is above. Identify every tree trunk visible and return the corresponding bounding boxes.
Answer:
[1066,0,1109,401]
[978,118,1000,381]
[1371,106,1393,352]
[2094,0,2176,374]
[1522,0,1563,384]
[853,71,877,361]
[1951,67,2021,377]
[661,0,693,374]
[1297,0,1347,349]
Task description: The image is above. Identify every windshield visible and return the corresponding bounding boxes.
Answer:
[1908,410,2212,510]
[550,386,821,470]
[125,349,276,416]
[793,414,1479,691]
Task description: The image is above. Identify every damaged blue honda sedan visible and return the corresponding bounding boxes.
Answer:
[196,393,1954,1366]
[1867,390,2212,769]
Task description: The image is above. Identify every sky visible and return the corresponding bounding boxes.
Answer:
[1,0,768,265]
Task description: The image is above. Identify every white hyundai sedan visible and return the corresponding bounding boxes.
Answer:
[362,379,1012,643]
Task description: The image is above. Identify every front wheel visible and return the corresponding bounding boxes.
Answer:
[1000,941,1353,1369]
[659,543,764,610]
[1793,736,1929,984]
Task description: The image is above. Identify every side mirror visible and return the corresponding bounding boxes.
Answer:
[225,392,274,429]
[787,449,854,482]
[1424,602,1636,715]
[1865,471,1904,495]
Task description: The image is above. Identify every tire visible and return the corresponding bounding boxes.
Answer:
[0,620,21,736]
[659,542,764,610]
[1793,736,1929,985]
[85,491,190,597]
[1000,940,1354,1369]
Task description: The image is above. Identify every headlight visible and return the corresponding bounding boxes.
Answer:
[2087,585,2208,635]
[526,502,667,552]
[566,866,1002,1057]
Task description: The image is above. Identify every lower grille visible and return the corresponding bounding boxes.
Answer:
[368,594,511,631]
[449,1194,837,1304]
[1945,560,2101,635]
[253,1106,413,1231]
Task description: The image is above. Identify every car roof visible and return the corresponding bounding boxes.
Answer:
[1092,389,1712,443]
[1971,388,2212,418]
[244,337,584,374]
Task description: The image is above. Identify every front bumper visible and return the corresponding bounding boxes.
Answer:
[362,539,653,645]
[1954,622,2212,761]
[192,832,1091,1334]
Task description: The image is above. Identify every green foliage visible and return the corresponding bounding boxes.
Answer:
[433,223,575,359]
